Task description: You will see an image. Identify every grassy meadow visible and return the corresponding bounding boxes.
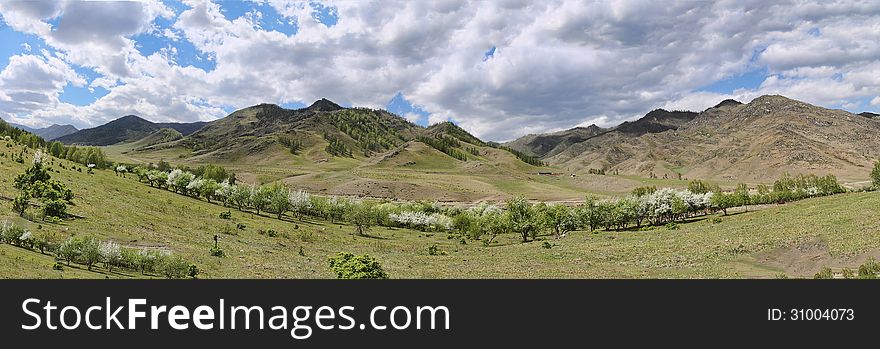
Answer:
[3,138,880,279]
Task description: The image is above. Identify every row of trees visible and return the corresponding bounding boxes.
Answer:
[123,161,851,244]
[0,221,196,278]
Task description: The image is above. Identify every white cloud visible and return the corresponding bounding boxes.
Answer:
[0,53,85,126]
[1,0,879,139]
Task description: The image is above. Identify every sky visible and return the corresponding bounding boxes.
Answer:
[0,0,878,142]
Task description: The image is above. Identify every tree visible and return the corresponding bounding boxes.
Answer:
[230,184,251,211]
[100,241,122,272]
[710,192,734,215]
[200,179,221,203]
[482,212,510,245]
[56,237,82,266]
[687,180,719,194]
[631,186,657,197]
[345,203,376,236]
[506,196,539,242]
[288,190,312,219]
[733,184,751,210]
[12,195,28,217]
[267,182,291,219]
[80,237,102,271]
[167,169,195,195]
[251,185,272,215]
[328,252,388,279]
[578,196,602,232]
[543,204,577,238]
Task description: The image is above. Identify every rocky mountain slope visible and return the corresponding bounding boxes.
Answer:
[509,95,880,182]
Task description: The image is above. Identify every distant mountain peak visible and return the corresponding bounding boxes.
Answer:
[307,98,343,112]
[710,99,743,109]
[858,112,879,119]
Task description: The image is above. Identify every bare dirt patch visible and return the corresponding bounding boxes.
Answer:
[751,237,880,277]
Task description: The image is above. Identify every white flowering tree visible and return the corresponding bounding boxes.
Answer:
[99,241,122,272]
[167,169,196,195]
[288,190,312,219]
[186,177,206,198]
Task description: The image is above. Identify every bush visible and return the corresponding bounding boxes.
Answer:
[210,246,226,257]
[188,264,200,279]
[328,252,388,279]
[709,217,722,224]
[160,255,191,279]
[665,222,679,230]
[542,241,553,249]
[219,211,232,219]
[427,244,447,256]
[841,268,855,279]
[1,221,30,247]
[858,257,880,279]
[814,266,833,279]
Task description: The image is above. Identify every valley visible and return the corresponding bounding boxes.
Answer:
[2,94,879,279]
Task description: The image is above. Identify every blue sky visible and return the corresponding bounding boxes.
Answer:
[0,1,878,140]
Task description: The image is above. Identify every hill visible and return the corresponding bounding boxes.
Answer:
[104,99,603,201]
[5,121,78,141]
[56,115,207,146]
[33,124,79,140]
[504,125,605,158]
[508,95,880,182]
[859,112,879,120]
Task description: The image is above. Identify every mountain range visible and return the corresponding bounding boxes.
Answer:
[36,94,880,187]
[56,115,207,146]
[5,121,78,141]
[506,95,880,182]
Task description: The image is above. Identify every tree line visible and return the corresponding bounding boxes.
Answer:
[1,220,197,278]
[1,120,109,168]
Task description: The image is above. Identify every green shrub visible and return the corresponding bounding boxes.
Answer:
[709,217,722,224]
[842,268,855,279]
[542,241,553,249]
[328,252,388,279]
[219,211,232,219]
[665,222,679,230]
[160,255,191,279]
[858,257,880,279]
[427,244,447,256]
[188,264,200,279]
[814,266,833,279]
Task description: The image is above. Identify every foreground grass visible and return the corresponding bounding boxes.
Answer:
[2,140,879,278]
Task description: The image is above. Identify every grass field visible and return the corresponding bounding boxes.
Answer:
[3,139,879,279]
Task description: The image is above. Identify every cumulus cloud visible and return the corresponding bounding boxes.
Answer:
[0,0,878,139]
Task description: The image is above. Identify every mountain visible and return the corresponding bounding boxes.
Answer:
[110,99,550,201]
[4,121,78,140]
[33,124,79,140]
[56,115,207,146]
[859,112,879,120]
[509,95,880,182]
[504,125,605,158]
[8,122,35,133]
